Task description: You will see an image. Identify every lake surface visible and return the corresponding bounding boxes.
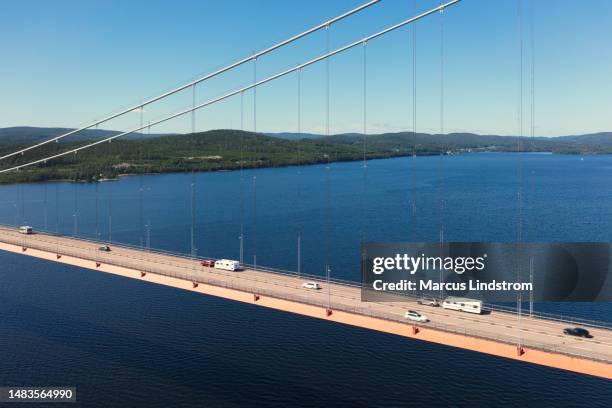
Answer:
[1,153,611,407]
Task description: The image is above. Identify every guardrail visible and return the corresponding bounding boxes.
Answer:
[4,225,612,333]
[2,229,611,364]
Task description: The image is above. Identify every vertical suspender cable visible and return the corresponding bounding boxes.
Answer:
[191,85,197,259]
[325,24,332,306]
[20,185,25,247]
[361,41,368,287]
[411,0,417,242]
[73,183,78,236]
[138,106,146,273]
[240,91,245,265]
[55,183,60,255]
[297,67,302,278]
[190,84,197,282]
[516,0,524,345]
[139,106,145,248]
[93,124,99,241]
[108,181,113,243]
[146,122,151,251]
[43,184,48,231]
[252,57,258,271]
[438,3,446,299]
[528,0,535,316]
[95,182,99,240]
[19,184,24,226]
[361,41,368,244]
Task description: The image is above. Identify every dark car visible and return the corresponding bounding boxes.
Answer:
[563,327,592,338]
[200,259,215,267]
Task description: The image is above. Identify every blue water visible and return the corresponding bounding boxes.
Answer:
[1,153,611,406]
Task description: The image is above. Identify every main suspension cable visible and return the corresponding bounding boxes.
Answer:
[1,0,462,174]
[0,0,382,162]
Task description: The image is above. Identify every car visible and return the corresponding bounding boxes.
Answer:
[18,226,33,234]
[563,327,592,338]
[417,297,440,307]
[200,259,215,267]
[301,281,322,290]
[404,310,429,322]
[99,245,111,252]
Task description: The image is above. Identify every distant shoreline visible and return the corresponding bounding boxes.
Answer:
[0,150,603,186]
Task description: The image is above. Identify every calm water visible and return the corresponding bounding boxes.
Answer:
[1,153,611,407]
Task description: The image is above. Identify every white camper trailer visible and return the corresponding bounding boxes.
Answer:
[214,259,241,271]
[442,297,483,314]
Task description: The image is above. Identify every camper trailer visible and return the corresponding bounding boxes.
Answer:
[214,259,241,271]
[442,297,483,314]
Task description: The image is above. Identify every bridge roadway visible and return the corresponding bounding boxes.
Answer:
[0,226,611,379]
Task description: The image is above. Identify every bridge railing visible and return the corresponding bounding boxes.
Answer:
[9,224,612,329]
[3,228,612,357]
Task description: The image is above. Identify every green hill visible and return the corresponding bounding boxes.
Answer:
[1,129,611,184]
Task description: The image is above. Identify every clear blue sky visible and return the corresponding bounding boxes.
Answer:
[0,0,610,136]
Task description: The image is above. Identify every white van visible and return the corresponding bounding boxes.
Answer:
[18,226,33,235]
[301,281,322,290]
[442,297,482,314]
[214,259,241,271]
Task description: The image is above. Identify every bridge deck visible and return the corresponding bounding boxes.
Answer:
[1,226,611,379]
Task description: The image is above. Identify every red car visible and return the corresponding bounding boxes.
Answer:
[200,259,215,267]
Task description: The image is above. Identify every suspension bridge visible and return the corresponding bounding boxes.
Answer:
[0,0,611,379]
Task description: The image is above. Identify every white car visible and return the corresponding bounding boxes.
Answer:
[301,281,322,290]
[404,310,428,322]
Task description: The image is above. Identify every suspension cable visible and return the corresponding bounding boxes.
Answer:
[296,67,302,278]
[410,0,417,242]
[19,185,25,247]
[73,182,78,236]
[43,184,48,231]
[252,57,258,271]
[139,106,145,248]
[239,91,245,265]
[438,3,446,299]
[191,85,197,259]
[108,181,113,243]
[146,121,151,251]
[55,183,60,255]
[0,0,382,162]
[19,184,24,226]
[1,0,462,174]
[361,41,368,245]
[516,0,524,346]
[95,181,99,239]
[528,0,535,316]
[325,24,332,292]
